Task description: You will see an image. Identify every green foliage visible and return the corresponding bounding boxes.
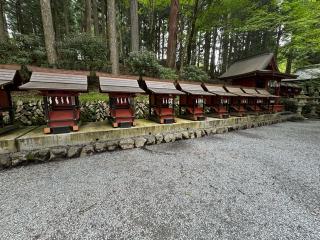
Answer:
[180,65,209,82]
[281,98,298,112]
[2,0,320,76]
[127,50,178,79]
[302,102,313,115]
[0,34,47,65]
[127,51,160,77]
[79,92,108,102]
[56,33,109,71]
[158,66,178,80]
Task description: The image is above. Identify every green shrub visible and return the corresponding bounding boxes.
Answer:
[127,51,160,77]
[302,102,313,115]
[281,98,298,112]
[0,34,47,65]
[127,50,179,80]
[180,65,209,82]
[158,66,178,80]
[56,33,109,71]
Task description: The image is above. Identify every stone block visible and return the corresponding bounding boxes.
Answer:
[11,152,27,166]
[119,139,134,150]
[80,145,95,157]
[0,154,11,168]
[195,130,202,138]
[67,146,82,158]
[164,133,175,143]
[26,149,50,162]
[174,132,183,141]
[106,140,119,151]
[155,134,164,144]
[50,147,68,161]
[216,127,228,134]
[189,131,195,139]
[204,129,212,135]
[182,131,190,139]
[94,142,107,153]
[145,135,156,145]
[135,137,147,148]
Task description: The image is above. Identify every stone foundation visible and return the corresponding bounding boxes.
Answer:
[12,99,149,126]
[0,113,298,170]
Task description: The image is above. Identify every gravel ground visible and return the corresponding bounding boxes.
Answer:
[0,120,319,240]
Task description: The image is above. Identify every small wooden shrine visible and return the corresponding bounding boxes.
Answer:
[0,66,23,134]
[256,88,279,113]
[224,86,250,116]
[201,84,235,118]
[241,87,266,114]
[219,53,297,113]
[219,53,297,88]
[175,82,212,121]
[20,71,88,134]
[280,82,302,98]
[138,79,184,124]
[99,77,145,128]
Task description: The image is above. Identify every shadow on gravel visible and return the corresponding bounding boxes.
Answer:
[145,140,191,153]
[234,130,264,140]
[204,135,226,141]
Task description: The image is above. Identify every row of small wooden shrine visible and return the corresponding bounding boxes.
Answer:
[0,68,280,134]
[0,53,299,135]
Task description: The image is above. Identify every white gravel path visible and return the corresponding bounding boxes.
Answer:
[0,120,319,240]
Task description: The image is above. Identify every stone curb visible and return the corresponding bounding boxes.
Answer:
[0,114,297,170]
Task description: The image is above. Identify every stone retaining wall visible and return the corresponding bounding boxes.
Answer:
[11,100,149,126]
[0,113,298,170]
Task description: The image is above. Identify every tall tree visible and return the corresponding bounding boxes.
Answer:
[166,0,179,68]
[92,0,99,35]
[130,0,139,52]
[186,0,199,65]
[40,0,57,65]
[209,28,218,78]
[84,0,92,33]
[101,0,107,37]
[203,31,211,72]
[63,0,70,35]
[107,0,119,74]
[0,0,7,42]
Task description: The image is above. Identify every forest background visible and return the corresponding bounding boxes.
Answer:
[0,0,319,82]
